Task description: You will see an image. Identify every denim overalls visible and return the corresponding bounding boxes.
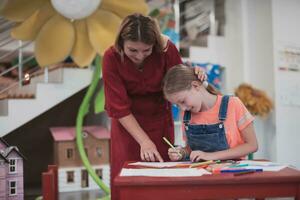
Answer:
[183,95,231,153]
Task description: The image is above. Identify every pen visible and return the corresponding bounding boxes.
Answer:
[220,168,263,173]
[162,137,181,157]
[229,164,249,168]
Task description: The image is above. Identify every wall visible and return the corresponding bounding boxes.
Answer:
[189,0,276,160]
[272,0,300,168]
[239,0,276,161]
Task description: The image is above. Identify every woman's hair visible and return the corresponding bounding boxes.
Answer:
[163,64,221,96]
[114,13,164,54]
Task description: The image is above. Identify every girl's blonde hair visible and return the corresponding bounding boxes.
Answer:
[114,13,164,55]
[163,64,221,96]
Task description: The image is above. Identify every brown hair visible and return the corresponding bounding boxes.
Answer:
[163,64,221,96]
[114,13,164,54]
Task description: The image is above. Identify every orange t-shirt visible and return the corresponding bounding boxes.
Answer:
[186,95,254,148]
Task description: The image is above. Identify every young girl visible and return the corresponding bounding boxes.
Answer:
[163,64,258,162]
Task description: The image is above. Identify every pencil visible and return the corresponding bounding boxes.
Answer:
[221,168,263,173]
[189,160,214,168]
[162,137,182,157]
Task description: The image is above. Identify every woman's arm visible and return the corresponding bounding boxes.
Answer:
[119,114,164,162]
[190,123,258,162]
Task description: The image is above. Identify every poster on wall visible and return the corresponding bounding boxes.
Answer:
[147,0,179,45]
[277,42,300,72]
[276,42,300,107]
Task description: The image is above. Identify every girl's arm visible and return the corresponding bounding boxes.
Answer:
[190,123,258,162]
[119,114,164,162]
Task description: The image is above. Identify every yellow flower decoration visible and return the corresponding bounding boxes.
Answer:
[0,0,148,67]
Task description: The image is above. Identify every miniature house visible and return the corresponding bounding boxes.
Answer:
[0,138,25,200]
[50,126,110,193]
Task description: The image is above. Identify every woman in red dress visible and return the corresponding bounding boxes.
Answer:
[102,13,204,199]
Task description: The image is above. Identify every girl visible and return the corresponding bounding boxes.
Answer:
[163,64,258,162]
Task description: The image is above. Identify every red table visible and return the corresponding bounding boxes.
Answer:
[114,162,300,200]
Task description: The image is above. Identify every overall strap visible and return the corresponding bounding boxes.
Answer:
[183,111,191,126]
[218,95,231,121]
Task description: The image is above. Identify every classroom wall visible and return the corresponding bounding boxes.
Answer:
[194,0,276,160]
[272,0,300,168]
[238,0,276,161]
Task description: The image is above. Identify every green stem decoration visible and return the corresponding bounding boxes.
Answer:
[76,55,110,200]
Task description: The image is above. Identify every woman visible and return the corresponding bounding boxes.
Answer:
[102,13,205,199]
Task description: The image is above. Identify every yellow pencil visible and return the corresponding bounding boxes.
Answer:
[189,160,214,168]
[162,137,182,157]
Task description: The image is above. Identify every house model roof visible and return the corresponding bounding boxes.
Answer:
[0,137,26,161]
[50,126,110,141]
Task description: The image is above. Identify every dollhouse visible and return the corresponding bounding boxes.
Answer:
[0,138,25,200]
[50,126,110,193]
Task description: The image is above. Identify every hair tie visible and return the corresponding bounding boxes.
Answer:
[203,81,208,88]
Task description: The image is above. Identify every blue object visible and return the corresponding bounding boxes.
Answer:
[163,28,179,44]
[172,104,180,121]
[220,168,263,173]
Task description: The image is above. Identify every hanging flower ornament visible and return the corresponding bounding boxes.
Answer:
[0,0,148,67]
[235,83,273,117]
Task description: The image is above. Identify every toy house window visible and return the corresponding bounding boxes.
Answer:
[96,147,102,157]
[9,180,17,195]
[9,159,17,173]
[96,169,103,179]
[66,148,73,159]
[66,171,74,183]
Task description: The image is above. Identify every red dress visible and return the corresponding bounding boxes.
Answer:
[102,41,182,199]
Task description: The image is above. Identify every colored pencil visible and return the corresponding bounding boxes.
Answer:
[189,160,214,168]
[221,168,263,173]
[162,137,181,157]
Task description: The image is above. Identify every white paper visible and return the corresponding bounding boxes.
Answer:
[237,160,287,171]
[120,168,211,177]
[128,161,192,168]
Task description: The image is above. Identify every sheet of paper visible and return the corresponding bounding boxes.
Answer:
[237,160,287,171]
[120,168,211,177]
[128,161,192,168]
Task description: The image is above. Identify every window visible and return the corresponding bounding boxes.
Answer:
[66,171,74,183]
[96,169,103,179]
[9,159,16,173]
[9,180,17,195]
[96,147,102,157]
[66,148,73,159]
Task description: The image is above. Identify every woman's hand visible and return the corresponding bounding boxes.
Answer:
[140,140,164,162]
[194,66,207,82]
[168,147,184,161]
[190,150,211,162]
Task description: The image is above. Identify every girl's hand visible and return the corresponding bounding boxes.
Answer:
[190,150,210,162]
[168,147,183,161]
[140,140,163,162]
